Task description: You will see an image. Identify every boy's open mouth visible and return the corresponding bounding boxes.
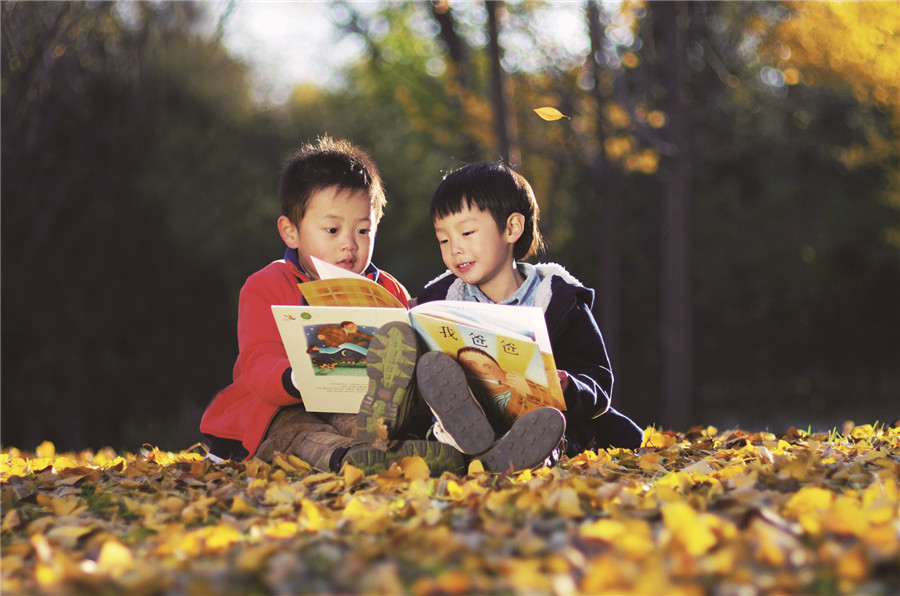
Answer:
[456,261,474,273]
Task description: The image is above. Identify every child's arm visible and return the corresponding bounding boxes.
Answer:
[235,274,306,407]
[550,301,614,420]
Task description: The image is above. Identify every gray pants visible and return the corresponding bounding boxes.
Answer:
[255,405,364,471]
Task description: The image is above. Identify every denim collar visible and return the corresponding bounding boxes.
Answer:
[463,262,539,306]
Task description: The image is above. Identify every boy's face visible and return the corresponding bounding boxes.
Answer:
[278,186,376,279]
[433,204,521,301]
[458,350,505,382]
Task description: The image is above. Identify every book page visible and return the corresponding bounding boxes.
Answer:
[301,257,405,308]
[309,256,362,280]
[300,278,406,308]
[272,305,408,412]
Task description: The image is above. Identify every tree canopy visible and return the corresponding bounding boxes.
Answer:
[2,0,897,452]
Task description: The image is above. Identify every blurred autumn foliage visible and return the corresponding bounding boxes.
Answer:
[2,424,899,593]
[1,1,898,452]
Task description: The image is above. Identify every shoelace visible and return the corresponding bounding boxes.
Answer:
[427,420,466,452]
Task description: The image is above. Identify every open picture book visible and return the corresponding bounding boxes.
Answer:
[272,258,566,419]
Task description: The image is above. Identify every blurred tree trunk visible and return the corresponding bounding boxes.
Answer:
[653,1,694,430]
[486,1,520,165]
[429,2,483,161]
[586,0,621,367]
[430,1,468,92]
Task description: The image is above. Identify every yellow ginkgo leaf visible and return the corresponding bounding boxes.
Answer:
[399,456,430,481]
[35,441,56,459]
[533,107,570,121]
[96,539,133,577]
[262,520,298,539]
[37,494,84,517]
[342,463,365,487]
[229,494,256,516]
[580,518,628,542]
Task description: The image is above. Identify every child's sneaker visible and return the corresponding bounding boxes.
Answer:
[479,407,566,473]
[357,321,419,444]
[342,439,467,476]
[416,351,495,455]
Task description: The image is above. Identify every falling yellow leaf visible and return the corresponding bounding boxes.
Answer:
[533,106,570,121]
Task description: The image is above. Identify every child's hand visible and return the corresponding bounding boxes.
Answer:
[557,370,570,392]
[503,370,531,396]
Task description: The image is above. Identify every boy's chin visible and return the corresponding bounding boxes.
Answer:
[334,260,368,276]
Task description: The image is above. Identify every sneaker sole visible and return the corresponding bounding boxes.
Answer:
[396,439,467,476]
[416,351,494,455]
[343,440,467,476]
[342,444,389,475]
[480,407,566,473]
[358,321,419,442]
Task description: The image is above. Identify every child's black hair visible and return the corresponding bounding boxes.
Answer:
[279,136,386,225]
[431,161,544,260]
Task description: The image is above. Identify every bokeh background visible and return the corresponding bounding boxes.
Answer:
[2,1,898,452]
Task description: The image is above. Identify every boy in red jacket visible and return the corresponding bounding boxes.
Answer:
[200,137,463,475]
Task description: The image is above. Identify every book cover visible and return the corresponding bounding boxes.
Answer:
[273,258,565,418]
[408,302,565,428]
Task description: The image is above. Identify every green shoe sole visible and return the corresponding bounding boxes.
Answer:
[357,321,419,442]
[342,440,466,476]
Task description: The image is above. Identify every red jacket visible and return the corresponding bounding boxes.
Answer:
[200,255,410,459]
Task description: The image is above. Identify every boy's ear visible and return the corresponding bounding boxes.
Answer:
[277,215,300,249]
[505,213,525,244]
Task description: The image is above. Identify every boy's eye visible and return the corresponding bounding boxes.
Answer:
[325,228,339,234]
[437,237,448,245]
[358,228,371,235]
[462,230,475,236]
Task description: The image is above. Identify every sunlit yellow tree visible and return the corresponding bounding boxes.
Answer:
[766,1,900,246]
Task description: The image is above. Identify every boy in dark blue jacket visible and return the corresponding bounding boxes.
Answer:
[415,161,643,470]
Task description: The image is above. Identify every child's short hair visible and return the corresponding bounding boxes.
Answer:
[279,136,386,225]
[431,161,544,260]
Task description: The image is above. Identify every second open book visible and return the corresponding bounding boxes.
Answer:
[272,257,565,419]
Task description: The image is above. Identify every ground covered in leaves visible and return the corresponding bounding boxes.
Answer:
[2,424,899,595]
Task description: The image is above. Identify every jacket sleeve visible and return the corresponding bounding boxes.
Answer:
[550,293,613,420]
[235,272,305,408]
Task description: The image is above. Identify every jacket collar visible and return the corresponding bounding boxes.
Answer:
[434,261,589,312]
